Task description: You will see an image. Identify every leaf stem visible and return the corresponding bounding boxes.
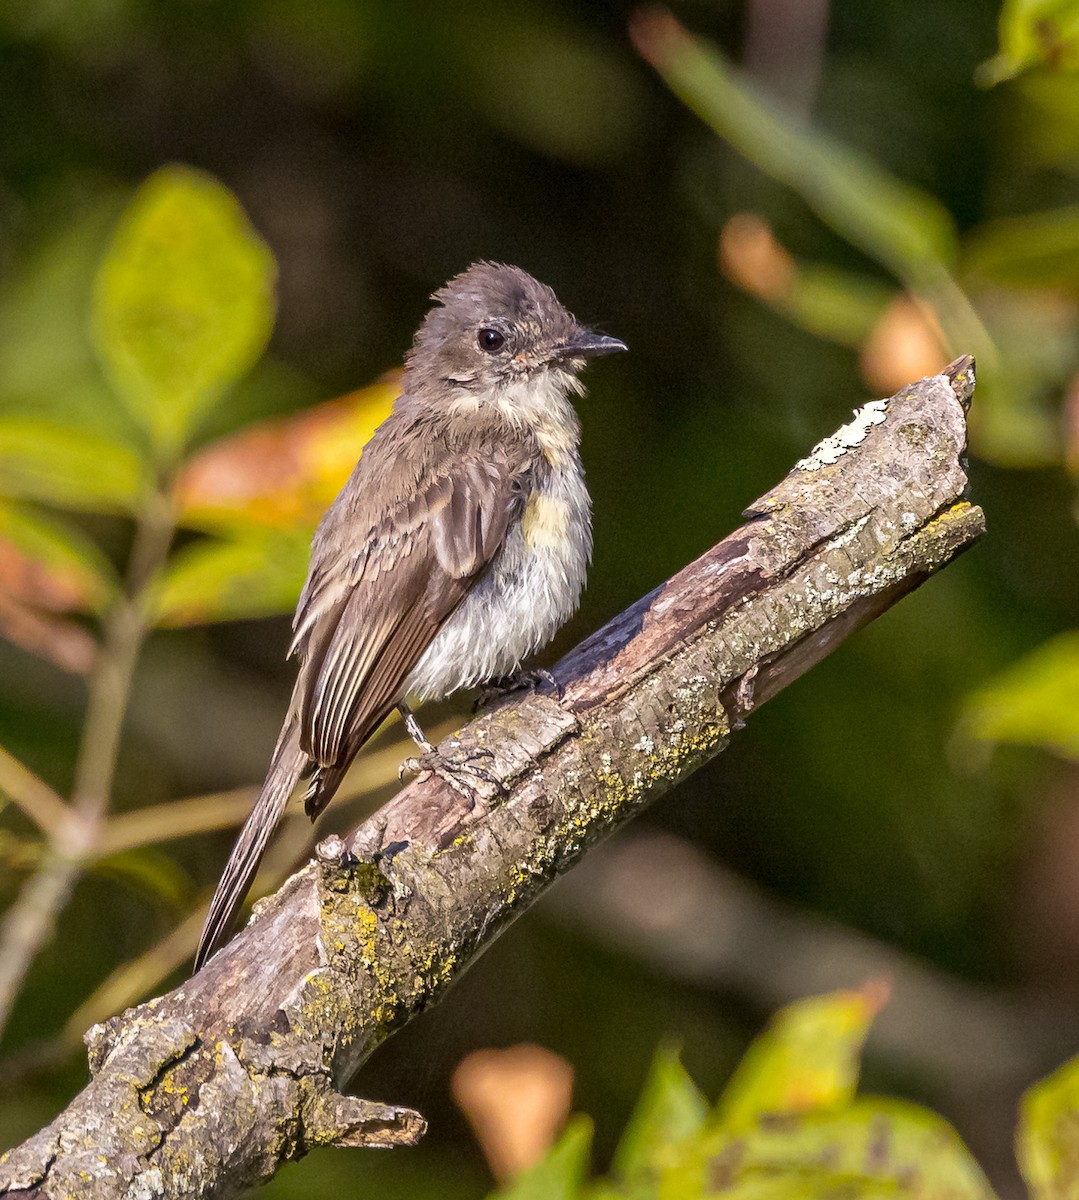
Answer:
[0,745,72,840]
[0,486,176,1040]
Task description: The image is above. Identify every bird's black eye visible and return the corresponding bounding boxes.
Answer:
[478,327,505,352]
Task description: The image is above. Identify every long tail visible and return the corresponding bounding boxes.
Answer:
[194,721,308,972]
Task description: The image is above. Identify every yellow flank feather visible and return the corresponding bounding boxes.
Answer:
[533,420,575,468]
[522,493,570,550]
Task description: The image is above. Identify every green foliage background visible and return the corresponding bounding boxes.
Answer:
[3,0,1079,1195]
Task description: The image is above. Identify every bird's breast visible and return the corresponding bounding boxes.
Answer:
[403,461,591,701]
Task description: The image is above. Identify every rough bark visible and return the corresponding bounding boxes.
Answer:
[0,358,984,1199]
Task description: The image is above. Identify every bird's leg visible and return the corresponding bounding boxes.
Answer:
[397,702,499,801]
[474,667,563,710]
[399,701,436,756]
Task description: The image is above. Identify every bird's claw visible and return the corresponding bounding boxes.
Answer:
[400,745,500,803]
[475,668,563,710]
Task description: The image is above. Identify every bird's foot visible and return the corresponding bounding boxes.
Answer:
[475,667,563,710]
[399,743,501,805]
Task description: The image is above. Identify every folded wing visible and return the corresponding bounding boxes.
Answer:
[293,454,523,817]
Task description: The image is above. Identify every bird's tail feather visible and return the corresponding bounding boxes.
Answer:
[194,722,307,972]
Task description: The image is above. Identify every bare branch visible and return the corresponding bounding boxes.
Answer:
[0,360,984,1200]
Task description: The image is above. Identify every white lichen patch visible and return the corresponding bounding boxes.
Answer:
[796,399,889,471]
[633,735,655,754]
[127,1167,165,1200]
[824,514,871,551]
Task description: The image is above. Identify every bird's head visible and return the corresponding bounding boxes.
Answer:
[406,262,626,403]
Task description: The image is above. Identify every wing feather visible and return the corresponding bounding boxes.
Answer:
[293,450,525,812]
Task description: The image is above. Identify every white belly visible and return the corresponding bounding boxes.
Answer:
[404,465,591,701]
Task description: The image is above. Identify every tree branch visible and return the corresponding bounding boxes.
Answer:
[0,359,984,1199]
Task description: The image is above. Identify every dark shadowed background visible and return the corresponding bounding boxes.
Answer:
[2,1,1079,1196]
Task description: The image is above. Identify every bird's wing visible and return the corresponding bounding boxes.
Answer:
[292,453,524,815]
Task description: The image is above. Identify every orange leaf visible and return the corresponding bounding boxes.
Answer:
[0,536,101,615]
[860,295,948,394]
[452,1044,575,1183]
[0,591,95,674]
[720,212,796,302]
[176,377,398,531]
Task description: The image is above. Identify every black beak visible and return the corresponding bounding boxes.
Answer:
[560,330,628,358]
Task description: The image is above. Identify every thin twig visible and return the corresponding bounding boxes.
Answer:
[69,722,457,1047]
[0,746,72,841]
[69,490,176,831]
[0,489,176,1040]
[96,788,259,859]
[0,859,80,1035]
[93,720,447,859]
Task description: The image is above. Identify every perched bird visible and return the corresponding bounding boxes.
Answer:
[195,262,626,969]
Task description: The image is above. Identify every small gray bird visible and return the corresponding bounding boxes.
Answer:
[195,262,625,969]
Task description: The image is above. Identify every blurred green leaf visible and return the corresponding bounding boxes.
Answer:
[1019,1052,1079,1197]
[633,13,993,374]
[715,986,884,1132]
[960,631,1079,760]
[0,499,117,615]
[1014,71,1079,173]
[91,845,192,911]
[634,16,956,284]
[964,205,1079,288]
[980,0,1079,86]
[0,195,140,443]
[0,415,144,513]
[784,265,893,347]
[964,288,1074,467]
[597,994,992,1199]
[460,8,642,166]
[0,827,43,874]
[489,1115,592,1200]
[91,166,276,462]
[719,211,892,348]
[152,526,309,627]
[671,1099,996,1199]
[611,1044,707,1186]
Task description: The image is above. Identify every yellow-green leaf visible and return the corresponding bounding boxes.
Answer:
[715,984,887,1132]
[152,527,310,627]
[611,1044,707,1185]
[92,166,276,461]
[0,416,144,513]
[1019,1052,1079,1198]
[960,632,1079,760]
[980,0,1079,86]
[675,1099,995,1199]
